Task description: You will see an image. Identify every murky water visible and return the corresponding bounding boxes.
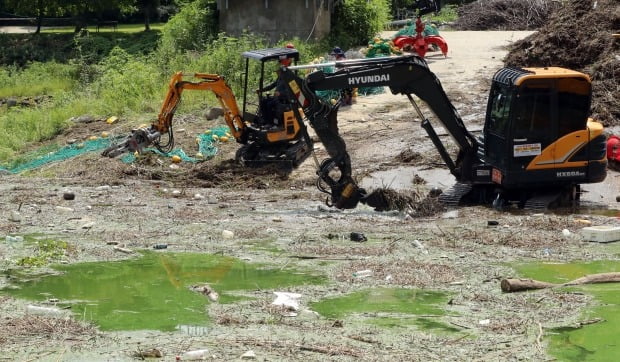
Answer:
[514,261,620,361]
[361,166,620,210]
[310,287,458,333]
[360,166,452,191]
[1,251,326,331]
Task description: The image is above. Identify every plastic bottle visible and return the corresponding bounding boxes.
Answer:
[179,349,209,360]
[5,235,24,242]
[353,269,373,278]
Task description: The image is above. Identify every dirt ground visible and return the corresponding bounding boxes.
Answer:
[1,31,620,361]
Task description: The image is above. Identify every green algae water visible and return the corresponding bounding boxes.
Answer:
[515,260,620,361]
[1,251,326,331]
[311,287,457,332]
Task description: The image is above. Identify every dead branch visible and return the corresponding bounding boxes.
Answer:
[501,272,620,292]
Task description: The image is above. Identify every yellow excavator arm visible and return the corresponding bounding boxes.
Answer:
[102,72,247,157]
[154,72,246,140]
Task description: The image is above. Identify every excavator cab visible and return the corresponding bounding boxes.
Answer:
[236,47,312,167]
[482,67,607,206]
[240,47,300,129]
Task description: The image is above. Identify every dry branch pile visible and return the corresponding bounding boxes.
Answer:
[456,0,619,126]
[503,0,619,126]
[454,0,560,30]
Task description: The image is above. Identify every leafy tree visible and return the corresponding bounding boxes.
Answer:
[4,0,64,34]
[158,0,217,53]
[136,0,160,31]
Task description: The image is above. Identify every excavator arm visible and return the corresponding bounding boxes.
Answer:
[280,55,480,209]
[103,72,247,157]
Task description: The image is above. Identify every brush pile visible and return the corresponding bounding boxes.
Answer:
[456,0,619,126]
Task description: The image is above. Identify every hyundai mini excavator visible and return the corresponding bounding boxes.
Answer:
[102,47,312,167]
[277,55,607,210]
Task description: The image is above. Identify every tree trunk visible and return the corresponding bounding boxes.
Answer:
[144,8,151,32]
[35,15,42,34]
[500,278,556,292]
[501,272,620,293]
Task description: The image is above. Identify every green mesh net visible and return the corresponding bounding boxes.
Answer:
[119,126,230,164]
[0,126,231,174]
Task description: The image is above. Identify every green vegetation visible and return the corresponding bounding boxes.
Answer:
[429,5,459,25]
[0,0,431,166]
[15,235,69,267]
[43,22,165,34]
[515,261,620,361]
[0,62,76,97]
[330,0,391,50]
[2,251,327,331]
[310,287,458,333]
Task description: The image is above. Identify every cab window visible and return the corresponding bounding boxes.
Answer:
[488,84,512,137]
[513,85,552,140]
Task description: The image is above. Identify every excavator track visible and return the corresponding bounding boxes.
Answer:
[523,191,565,212]
[235,138,312,169]
[438,182,472,208]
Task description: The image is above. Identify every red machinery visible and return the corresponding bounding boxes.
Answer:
[608,135,620,170]
[392,16,448,58]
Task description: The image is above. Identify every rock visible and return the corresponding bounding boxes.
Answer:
[6,98,17,107]
[241,350,256,359]
[63,192,76,200]
[206,107,224,120]
[442,210,459,219]
[8,211,21,222]
[73,115,96,123]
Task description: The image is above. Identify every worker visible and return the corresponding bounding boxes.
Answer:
[257,43,295,128]
[329,46,355,106]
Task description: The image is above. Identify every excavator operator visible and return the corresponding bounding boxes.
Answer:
[257,43,295,129]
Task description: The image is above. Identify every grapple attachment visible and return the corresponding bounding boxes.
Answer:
[101,127,161,158]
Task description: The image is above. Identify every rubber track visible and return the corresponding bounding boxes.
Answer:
[438,182,472,207]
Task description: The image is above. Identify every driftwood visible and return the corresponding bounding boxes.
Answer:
[501,272,620,293]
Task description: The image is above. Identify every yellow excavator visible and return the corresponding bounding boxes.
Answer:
[102,47,313,167]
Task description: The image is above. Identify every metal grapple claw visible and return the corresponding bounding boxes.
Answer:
[316,157,366,209]
[101,127,161,158]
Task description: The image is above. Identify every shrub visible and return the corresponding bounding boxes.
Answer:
[158,0,218,54]
[330,0,392,49]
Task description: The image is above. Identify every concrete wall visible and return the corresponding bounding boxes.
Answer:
[217,0,332,43]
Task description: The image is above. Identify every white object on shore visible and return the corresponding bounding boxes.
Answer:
[353,269,373,278]
[581,225,620,243]
[26,305,66,317]
[272,292,301,311]
[180,349,209,360]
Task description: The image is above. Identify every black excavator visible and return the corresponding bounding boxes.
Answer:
[277,55,607,210]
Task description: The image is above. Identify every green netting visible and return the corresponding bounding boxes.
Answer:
[393,22,440,38]
[0,126,231,174]
[120,126,230,164]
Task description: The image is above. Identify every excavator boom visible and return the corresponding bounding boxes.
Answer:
[281,55,481,208]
